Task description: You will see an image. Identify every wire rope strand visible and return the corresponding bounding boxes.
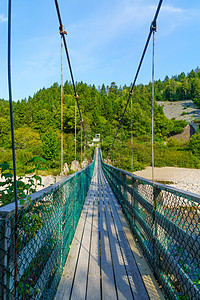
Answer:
[152,31,155,185]
[121,123,124,170]
[106,0,163,159]
[74,95,77,233]
[54,0,89,153]
[8,0,18,216]
[75,99,77,170]
[60,30,64,272]
[81,121,82,168]
[60,36,64,169]
[116,137,119,168]
[8,0,19,295]
[152,29,157,269]
[131,94,133,172]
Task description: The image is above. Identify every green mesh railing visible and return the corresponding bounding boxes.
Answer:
[0,157,95,299]
[101,158,200,300]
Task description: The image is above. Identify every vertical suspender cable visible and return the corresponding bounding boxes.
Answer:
[8,0,18,295]
[59,25,65,272]
[115,137,118,168]
[75,99,77,168]
[81,121,82,168]
[121,123,124,170]
[60,30,64,186]
[130,93,133,172]
[152,22,157,269]
[152,24,156,185]
[74,95,77,232]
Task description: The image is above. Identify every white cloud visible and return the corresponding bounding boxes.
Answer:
[0,14,7,23]
[161,5,184,14]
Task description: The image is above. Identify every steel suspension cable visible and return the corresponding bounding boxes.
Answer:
[152,25,157,264]
[75,95,77,169]
[121,123,124,170]
[8,0,18,295]
[8,0,18,215]
[54,0,89,150]
[106,0,163,159]
[152,28,156,185]
[60,27,64,272]
[60,29,64,185]
[81,121,82,168]
[131,93,133,172]
[74,92,77,233]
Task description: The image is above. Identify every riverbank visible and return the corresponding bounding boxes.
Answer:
[1,167,200,201]
[133,166,200,195]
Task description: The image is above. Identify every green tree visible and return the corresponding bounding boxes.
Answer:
[41,130,60,161]
[0,117,10,147]
[189,132,200,156]
[14,127,42,152]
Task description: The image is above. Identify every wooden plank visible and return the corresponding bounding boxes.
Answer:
[101,170,150,300]
[55,192,91,300]
[107,181,165,300]
[99,175,117,300]
[100,178,133,299]
[104,204,133,299]
[86,195,101,300]
[56,160,99,300]
[70,190,94,300]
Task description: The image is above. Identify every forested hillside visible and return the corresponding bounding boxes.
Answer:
[0,68,200,174]
[154,67,200,106]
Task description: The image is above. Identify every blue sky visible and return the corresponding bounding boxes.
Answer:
[0,0,200,101]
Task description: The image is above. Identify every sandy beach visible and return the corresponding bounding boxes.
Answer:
[133,166,200,195]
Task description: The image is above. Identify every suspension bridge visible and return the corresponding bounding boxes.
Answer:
[0,147,200,299]
[1,0,200,299]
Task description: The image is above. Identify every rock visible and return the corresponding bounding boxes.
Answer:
[63,163,69,175]
[104,158,112,165]
[81,159,88,169]
[70,160,81,172]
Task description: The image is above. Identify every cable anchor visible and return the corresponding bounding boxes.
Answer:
[151,20,157,32]
[59,25,67,36]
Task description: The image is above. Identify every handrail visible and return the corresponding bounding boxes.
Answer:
[101,159,200,204]
[0,155,95,299]
[0,162,94,218]
[101,154,200,300]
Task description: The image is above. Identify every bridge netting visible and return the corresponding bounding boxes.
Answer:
[0,157,95,299]
[102,157,200,300]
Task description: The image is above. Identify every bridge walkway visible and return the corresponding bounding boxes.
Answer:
[55,150,164,300]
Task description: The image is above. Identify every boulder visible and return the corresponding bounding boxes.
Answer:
[70,160,81,172]
[81,159,89,169]
[63,163,69,175]
[104,158,112,165]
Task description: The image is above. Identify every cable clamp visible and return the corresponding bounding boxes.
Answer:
[151,20,157,32]
[74,93,79,100]
[129,90,133,96]
[59,25,67,36]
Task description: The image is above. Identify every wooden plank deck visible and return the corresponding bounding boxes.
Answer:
[55,149,165,300]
